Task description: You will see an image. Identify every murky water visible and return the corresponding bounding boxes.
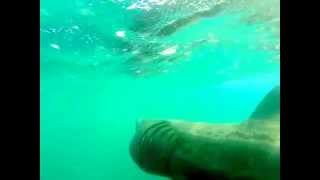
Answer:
[40,0,280,179]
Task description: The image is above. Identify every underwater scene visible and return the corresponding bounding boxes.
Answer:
[40,0,280,180]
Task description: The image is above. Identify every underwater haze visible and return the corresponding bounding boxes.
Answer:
[40,0,280,179]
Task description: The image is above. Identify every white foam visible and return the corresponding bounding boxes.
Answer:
[127,3,138,10]
[126,2,152,11]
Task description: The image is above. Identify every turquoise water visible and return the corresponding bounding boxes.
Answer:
[40,0,280,179]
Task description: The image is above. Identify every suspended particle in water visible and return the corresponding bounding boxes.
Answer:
[162,69,169,73]
[184,51,192,56]
[207,33,220,44]
[40,9,49,16]
[159,45,178,56]
[72,25,80,30]
[79,8,95,16]
[40,28,50,34]
[132,50,140,55]
[232,61,240,70]
[135,70,142,74]
[116,30,126,38]
[50,43,60,50]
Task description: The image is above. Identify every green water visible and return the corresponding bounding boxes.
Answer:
[40,0,280,179]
